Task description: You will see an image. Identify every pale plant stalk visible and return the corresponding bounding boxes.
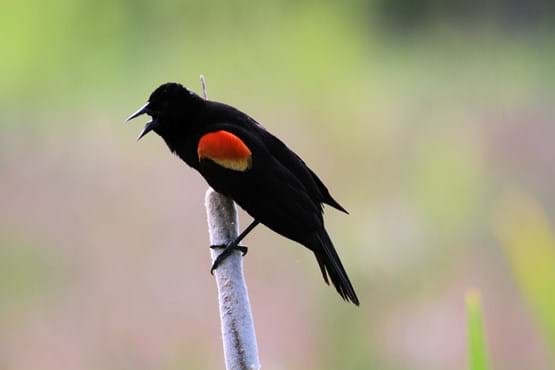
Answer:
[201,75,261,370]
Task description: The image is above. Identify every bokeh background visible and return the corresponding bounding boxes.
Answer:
[1,1,555,369]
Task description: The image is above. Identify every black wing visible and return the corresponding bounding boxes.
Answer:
[259,130,348,213]
[204,101,348,213]
[194,122,358,304]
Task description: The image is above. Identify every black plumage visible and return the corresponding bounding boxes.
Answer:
[126,82,359,305]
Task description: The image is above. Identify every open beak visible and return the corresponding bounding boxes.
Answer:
[125,102,160,141]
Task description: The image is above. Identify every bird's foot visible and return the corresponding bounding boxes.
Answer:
[209,243,248,274]
[210,244,248,256]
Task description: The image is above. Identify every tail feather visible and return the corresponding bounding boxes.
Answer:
[313,231,359,305]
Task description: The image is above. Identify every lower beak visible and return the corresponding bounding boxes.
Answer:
[137,119,160,141]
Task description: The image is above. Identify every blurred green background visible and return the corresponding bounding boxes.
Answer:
[1,0,555,369]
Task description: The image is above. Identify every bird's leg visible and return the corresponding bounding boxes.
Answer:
[210,219,260,274]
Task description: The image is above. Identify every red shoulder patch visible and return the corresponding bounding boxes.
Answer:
[197,130,253,171]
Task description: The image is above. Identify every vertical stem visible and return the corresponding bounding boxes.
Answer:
[202,76,260,370]
[200,74,208,99]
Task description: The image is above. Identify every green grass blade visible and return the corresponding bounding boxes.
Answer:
[466,290,491,370]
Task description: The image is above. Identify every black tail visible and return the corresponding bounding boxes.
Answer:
[313,230,359,305]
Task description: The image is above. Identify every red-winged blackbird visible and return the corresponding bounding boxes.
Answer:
[126,82,359,305]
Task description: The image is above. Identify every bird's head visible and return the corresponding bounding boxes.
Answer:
[126,82,201,140]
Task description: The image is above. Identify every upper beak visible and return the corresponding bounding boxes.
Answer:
[125,102,160,141]
[125,102,150,122]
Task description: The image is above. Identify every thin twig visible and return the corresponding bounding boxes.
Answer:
[200,74,208,99]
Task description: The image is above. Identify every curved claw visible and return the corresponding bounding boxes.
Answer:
[236,246,248,256]
[209,244,248,274]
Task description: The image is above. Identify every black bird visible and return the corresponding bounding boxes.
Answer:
[126,82,359,305]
